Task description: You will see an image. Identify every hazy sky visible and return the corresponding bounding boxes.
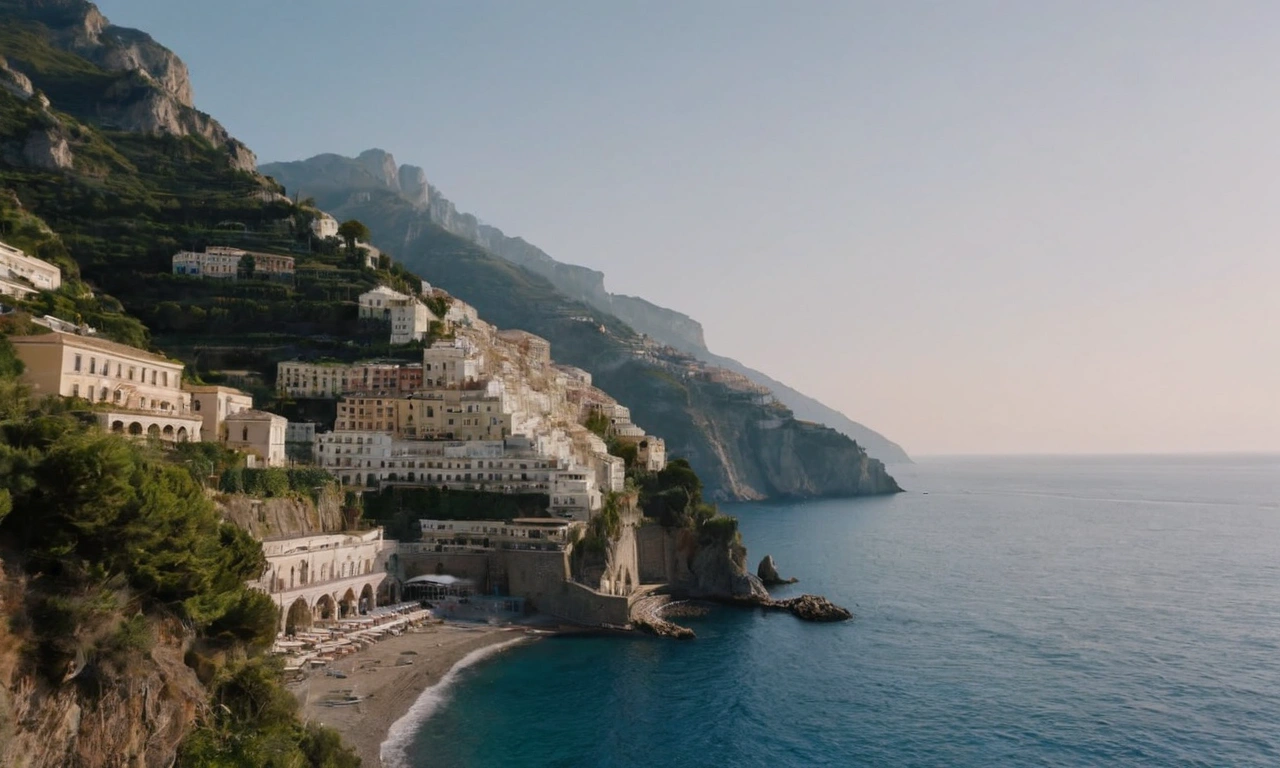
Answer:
[97,1,1279,456]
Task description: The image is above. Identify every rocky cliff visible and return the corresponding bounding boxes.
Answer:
[216,486,348,540]
[0,561,204,768]
[261,149,910,463]
[0,0,256,170]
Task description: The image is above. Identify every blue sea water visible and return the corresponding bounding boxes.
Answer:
[394,454,1280,767]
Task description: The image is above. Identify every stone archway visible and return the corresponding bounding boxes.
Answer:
[111,420,124,433]
[315,593,336,621]
[359,583,375,615]
[285,597,311,635]
[162,425,174,439]
[128,422,143,435]
[340,587,357,617]
[176,427,189,442]
[147,424,160,438]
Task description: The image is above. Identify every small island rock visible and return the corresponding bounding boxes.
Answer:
[757,554,799,586]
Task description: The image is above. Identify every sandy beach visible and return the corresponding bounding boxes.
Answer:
[290,622,533,767]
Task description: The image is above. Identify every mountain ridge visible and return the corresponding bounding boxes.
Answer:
[262,149,911,463]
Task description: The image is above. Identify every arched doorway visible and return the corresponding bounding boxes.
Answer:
[147,424,160,438]
[315,593,336,621]
[285,597,311,635]
[162,425,174,439]
[359,583,375,615]
[111,421,124,433]
[340,588,357,617]
[176,427,188,442]
[128,422,143,435]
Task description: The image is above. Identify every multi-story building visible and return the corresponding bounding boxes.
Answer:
[636,436,667,472]
[397,364,423,392]
[422,339,483,387]
[595,453,626,494]
[185,384,253,441]
[8,331,202,441]
[172,246,242,279]
[357,286,411,319]
[418,518,579,553]
[225,409,288,467]
[0,240,61,297]
[550,469,600,520]
[276,360,353,398]
[172,247,294,280]
[314,433,559,491]
[389,298,434,344]
[249,527,398,632]
[335,390,510,441]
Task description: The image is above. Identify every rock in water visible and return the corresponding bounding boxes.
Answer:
[775,594,852,622]
[756,554,798,586]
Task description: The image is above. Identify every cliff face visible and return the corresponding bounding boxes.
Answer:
[216,486,348,540]
[260,149,910,464]
[0,0,256,170]
[0,557,205,768]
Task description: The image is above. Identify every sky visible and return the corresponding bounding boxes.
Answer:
[96,0,1280,456]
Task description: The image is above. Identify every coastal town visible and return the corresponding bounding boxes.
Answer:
[2,237,676,628]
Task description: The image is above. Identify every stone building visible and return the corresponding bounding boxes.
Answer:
[8,330,201,441]
[172,247,293,280]
[249,528,398,633]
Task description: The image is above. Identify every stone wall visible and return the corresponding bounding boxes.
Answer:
[637,524,677,584]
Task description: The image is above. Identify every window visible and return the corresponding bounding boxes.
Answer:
[72,384,80,397]
[74,354,82,372]
[128,367,135,381]
[89,358,96,374]
[193,399,201,412]
[242,427,249,441]
[163,372,169,387]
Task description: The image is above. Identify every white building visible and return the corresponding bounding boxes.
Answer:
[422,339,483,387]
[250,527,398,632]
[550,469,600,520]
[310,213,339,240]
[225,409,288,467]
[389,299,435,345]
[357,286,411,320]
[0,240,61,297]
[595,453,626,494]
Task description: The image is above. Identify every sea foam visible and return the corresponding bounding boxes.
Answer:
[379,636,528,768]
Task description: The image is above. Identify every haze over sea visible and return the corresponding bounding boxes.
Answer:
[393,455,1280,767]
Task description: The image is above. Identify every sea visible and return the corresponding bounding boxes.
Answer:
[386,454,1280,767]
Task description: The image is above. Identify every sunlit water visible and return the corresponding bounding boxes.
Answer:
[392,454,1280,767]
